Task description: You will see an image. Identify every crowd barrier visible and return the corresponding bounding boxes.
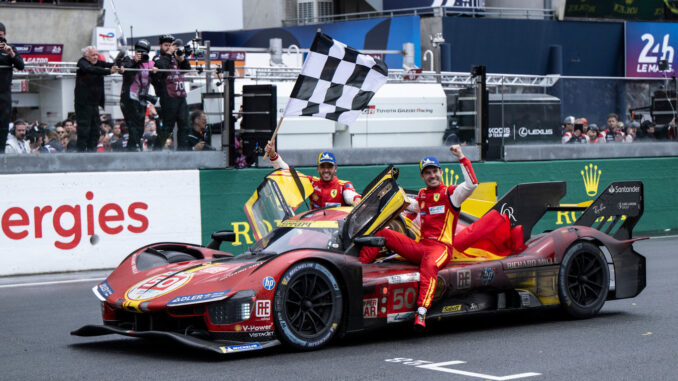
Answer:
[1,154,676,276]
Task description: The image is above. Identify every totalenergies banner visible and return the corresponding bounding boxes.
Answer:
[0,170,201,276]
[626,21,678,77]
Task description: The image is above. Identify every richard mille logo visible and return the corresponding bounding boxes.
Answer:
[500,203,517,222]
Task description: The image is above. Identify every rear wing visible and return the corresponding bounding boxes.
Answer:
[488,181,644,241]
[575,181,644,240]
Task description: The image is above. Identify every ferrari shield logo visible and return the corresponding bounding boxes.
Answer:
[312,194,319,201]
[433,193,440,202]
[330,189,338,198]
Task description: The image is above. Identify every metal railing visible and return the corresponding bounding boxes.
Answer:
[283,5,555,26]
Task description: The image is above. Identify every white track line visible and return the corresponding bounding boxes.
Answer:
[0,277,105,289]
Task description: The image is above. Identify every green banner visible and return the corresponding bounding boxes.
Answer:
[565,0,665,20]
[200,157,678,254]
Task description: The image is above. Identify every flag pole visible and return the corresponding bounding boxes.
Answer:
[265,117,284,158]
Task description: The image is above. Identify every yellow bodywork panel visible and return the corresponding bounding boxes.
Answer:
[460,182,497,218]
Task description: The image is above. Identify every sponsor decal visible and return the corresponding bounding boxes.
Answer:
[488,127,510,138]
[198,265,230,274]
[363,298,378,318]
[505,257,555,270]
[325,202,340,208]
[420,201,425,209]
[166,290,230,306]
[126,272,192,301]
[248,331,274,338]
[387,272,420,284]
[330,189,338,198]
[442,304,462,313]
[581,164,602,197]
[480,268,495,286]
[236,323,274,332]
[592,204,606,215]
[500,203,516,222]
[255,300,271,318]
[277,220,338,228]
[387,311,415,323]
[618,201,638,210]
[429,205,445,215]
[262,276,275,290]
[608,185,641,194]
[433,193,440,202]
[456,269,471,289]
[1,191,149,250]
[97,280,114,299]
[220,262,262,280]
[518,127,554,137]
[220,343,262,353]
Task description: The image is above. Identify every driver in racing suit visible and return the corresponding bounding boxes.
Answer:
[360,144,478,331]
[264,141,361,209]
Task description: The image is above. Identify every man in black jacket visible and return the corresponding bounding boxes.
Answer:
[74,46,119,152]
[0,22,25,153]
[187,110,214,151]
[153,35,191,150]
[119,39,157,151]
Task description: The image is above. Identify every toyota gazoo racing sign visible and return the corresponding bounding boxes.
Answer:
[0,170,201,276]
[626,22,677,77]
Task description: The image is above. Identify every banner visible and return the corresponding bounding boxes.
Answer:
[94,27,118,51]
[566,0,665,21]
[13,44,63,64]
[626,21,678,77]
[0,170,201,276]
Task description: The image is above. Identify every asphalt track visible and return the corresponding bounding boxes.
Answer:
[1,237,676,381]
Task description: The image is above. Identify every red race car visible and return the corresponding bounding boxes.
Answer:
[72,167,646,354]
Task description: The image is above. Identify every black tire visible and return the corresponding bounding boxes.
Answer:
[273,261,343,350]
[558,242,610,318]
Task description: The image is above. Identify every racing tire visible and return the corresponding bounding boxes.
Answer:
[558,242,610,319]
[273,261,343,351]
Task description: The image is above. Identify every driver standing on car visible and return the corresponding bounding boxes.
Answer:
[264,140,361,209]
[360,144,478,331]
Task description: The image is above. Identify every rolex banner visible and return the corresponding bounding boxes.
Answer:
[565,0,668,21]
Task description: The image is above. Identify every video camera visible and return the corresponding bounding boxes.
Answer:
[174,39,193,57]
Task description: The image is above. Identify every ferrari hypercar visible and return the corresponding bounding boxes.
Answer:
[72,167,646,354]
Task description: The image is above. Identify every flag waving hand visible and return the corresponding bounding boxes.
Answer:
[283,32,388,126]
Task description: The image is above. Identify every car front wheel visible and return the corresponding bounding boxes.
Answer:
[558,242,610,318]
[273,261,343,350]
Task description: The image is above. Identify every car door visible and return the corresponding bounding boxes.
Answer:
[244,168,314,241]
[342,166,409,243]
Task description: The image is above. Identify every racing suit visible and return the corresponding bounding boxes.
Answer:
[0,45,24,153]
[153,51,190,150]
[120,56,154,151]
[74,57,114,152]
[269,153,361,209]
[360,157,478,310]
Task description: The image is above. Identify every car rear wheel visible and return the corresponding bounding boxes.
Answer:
[558,242,609,318]
[273,261,343,350]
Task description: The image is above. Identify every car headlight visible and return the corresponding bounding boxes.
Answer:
[207,290,255,325]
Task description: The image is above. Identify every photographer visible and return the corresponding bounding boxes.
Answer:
[153,35,191,150]
[74,46,120,152]
[0,22,25,154]
[119,39,158,151]
[187,110,214,151]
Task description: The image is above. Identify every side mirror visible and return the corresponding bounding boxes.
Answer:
[353,236,385,247]
[207,230,236,250]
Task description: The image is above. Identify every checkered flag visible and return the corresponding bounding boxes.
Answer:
[283,32,388,126]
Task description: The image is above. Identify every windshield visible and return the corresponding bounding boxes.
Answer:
[250,226,341,254]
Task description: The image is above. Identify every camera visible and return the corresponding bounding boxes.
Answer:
[0,37,6,44]
[175,44,192,57]
[140,52,150,62]
[659,59,669,72]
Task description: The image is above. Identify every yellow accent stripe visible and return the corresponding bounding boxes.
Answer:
[423,277,436,308]
[122,300,143,313]
[278,220,339,228]
[435,249,449,267]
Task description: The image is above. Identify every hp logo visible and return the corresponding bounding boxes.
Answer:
[263,276,276,290]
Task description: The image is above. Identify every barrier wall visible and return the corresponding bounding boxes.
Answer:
[200,157,678,254]
[2,157,675,276]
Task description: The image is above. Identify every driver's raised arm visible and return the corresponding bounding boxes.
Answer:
[341,183,361,206]
[265,140,289,170]
[449,145,478,208]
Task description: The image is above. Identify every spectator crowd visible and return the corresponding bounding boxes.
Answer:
[560,113,676,144]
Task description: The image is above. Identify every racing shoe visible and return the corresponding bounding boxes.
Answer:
[413,307,426,332]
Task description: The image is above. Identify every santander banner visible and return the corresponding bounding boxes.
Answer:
[626,22,677,77]
[0,170,201,276]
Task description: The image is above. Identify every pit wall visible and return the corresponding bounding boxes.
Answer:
[1,157,675,276]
